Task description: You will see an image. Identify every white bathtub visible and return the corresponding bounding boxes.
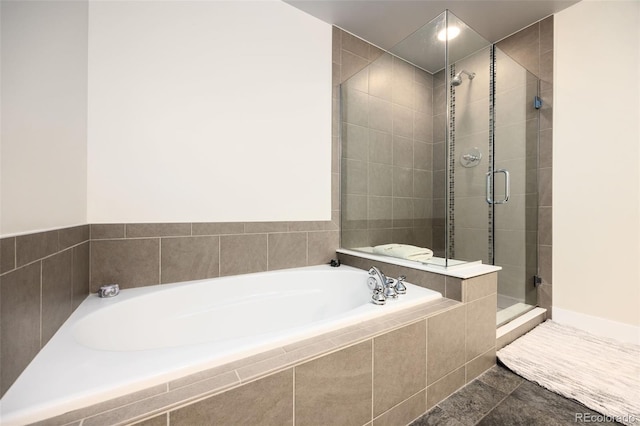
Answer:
[1,264,441,425]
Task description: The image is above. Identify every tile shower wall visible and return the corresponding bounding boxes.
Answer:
[0,226,90,396]
[338,29,436,252]
[496,16,553,314]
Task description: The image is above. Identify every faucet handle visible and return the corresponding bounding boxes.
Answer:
[371,287,386,305]
[396,276,407,295]
[383,279,398,299]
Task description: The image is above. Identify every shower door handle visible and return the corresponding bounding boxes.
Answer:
[486,169,510,204]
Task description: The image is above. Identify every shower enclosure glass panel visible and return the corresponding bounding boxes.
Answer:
[448,44,540,325]
[340,12,449,266]
[339,10,540,326]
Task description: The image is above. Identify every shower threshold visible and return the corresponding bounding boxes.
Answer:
[497,302,536,327]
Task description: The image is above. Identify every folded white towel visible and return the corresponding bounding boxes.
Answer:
[372,243,434,263]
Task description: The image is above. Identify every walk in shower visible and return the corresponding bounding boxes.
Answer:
[340,10,540,326]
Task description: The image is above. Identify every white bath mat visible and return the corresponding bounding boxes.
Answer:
[497,320,640,426]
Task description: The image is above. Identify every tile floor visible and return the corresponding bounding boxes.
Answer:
[411,364,622,426]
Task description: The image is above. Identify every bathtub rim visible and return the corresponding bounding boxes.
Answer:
[21,297,463,426]
[1,264,450,426]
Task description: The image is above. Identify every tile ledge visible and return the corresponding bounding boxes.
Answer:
[337,248,501,279]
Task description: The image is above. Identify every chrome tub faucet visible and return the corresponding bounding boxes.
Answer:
[368,267,406,305]
[368,266,387,305]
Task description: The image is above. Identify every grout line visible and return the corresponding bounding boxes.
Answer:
[371,338,374,423]
[266,234,269,271]
[425,318,429,391]
[39,260,43,348]
[471,383,514,426]
[158,238,162,285]
[89,238,92,293]
[292,367,296,425]
[70,244,75,307]
[9,247,82,276]
[373,387,426,423]
[305,232,309,266]
[464,300,468,383]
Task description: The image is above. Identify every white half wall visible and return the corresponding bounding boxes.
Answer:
[1,1,88,236]
[554,1,640,331]
[87,1,332,224]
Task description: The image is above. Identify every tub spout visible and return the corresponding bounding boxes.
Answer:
[98,284,120,298]
[369,266,398,304]
[368,266,387,289]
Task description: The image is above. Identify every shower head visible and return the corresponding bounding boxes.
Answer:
[451,69,476,86]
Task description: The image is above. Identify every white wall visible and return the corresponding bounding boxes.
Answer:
[87,1,332,223]
[1,1,88,236]
[554,0,640,339]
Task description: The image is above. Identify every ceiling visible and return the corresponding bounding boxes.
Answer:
[283,0,579,50]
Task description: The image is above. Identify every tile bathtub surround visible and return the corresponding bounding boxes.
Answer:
[0,220,336,399]
[89,222,339,291]
[0,225,90,396]
[29,271,497,426]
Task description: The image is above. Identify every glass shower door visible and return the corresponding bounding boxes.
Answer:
[493,47,539,326]
[449,44,540,327]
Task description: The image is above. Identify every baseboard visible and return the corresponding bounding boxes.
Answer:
[552,307,640,345]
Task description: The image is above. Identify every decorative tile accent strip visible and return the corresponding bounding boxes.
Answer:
[448,65,456,259]
[488,45,496,263]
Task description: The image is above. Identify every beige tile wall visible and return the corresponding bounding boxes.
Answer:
[496,16,554,314]
[0,225,90,396]
[36,267,496,426]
